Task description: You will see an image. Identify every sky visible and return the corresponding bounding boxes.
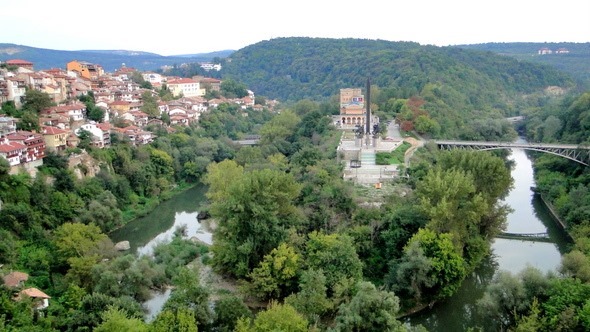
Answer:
[1,0,589,56]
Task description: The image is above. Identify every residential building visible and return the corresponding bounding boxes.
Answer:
[0,116,17,136]
[42,126,68,151]
[0,137,27,168]
[18,288,51,310]
[66,60,105,79]
[76,122,110,148]
[2,271,29,288]
[5,59,34,70]
[6,130,46,166]
[167,78,205,98]
[41,103,86,123]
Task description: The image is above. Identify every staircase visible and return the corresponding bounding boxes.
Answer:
[360,150,376,166]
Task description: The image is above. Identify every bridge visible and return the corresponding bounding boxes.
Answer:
[233,135,261,145]
[435,140,590,166]
[496,232,552,242]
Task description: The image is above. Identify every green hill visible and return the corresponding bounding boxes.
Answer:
[221,37,577,104]
[454,42,590,87]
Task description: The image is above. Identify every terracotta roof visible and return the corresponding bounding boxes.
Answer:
[42,126,68,135]
[0,141,27,153]
[20,287,51,299]
[3,271,29,287]
[168,78,198,84]
[6,59,33,65]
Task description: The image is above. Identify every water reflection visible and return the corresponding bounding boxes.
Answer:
[406,147,570,331]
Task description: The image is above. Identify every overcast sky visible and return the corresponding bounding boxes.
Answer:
[1,0,589,56]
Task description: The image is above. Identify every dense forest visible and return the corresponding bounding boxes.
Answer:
[457,42,590,87]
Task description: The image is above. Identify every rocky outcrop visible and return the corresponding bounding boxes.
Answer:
[114,241,130,251]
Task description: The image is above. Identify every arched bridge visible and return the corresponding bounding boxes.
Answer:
[435,140,590,166]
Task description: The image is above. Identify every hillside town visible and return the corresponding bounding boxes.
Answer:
[0,59,277,175]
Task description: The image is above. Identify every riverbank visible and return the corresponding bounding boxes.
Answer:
[536,192,574,242]
[110,182,202,235]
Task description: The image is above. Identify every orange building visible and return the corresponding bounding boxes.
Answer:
[66,60,104,79]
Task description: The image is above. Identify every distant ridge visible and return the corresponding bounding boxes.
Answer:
[0,43,234,72]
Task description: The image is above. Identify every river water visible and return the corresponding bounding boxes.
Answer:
[405,145,572,331]
[109,184,212,321]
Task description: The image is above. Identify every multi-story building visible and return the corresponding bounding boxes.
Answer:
[339,88,366,126]
[66,60,104,79]
[42,126,68,152]
[166,78,205,98]
[5,130,46,168]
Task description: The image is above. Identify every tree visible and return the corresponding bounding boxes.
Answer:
[141,91,160,118]
[213,295,252,332]
[22,89,54,114]
[247,243,300,300]
[285,269,332,323]
[220,78,248,98]
[304,231,363,292]
[16,111,40,132]
[202,159,244,203]
[394,229,466,304]
[209,168,302,277]
[163,266,212,330]
[87,105,106,122]
[334,281,404,332]
[236,301,308,332]
[95,307,149,332]
[150,308,198,332]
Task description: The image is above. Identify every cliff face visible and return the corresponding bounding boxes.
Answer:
[68,150,102,179]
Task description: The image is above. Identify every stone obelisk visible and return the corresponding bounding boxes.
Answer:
[365,78,371,147]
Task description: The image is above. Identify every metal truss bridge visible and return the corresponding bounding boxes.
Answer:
[435,140,590,166]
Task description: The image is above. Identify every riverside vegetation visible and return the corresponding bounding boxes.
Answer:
[1,38,589,331]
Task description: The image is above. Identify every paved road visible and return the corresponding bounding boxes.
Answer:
[386,121,402,140]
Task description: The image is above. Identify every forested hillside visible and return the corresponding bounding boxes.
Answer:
[456,42,590,87]
[221,37,575,103]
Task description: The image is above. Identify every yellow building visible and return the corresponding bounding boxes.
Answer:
[42,126,68,152]
[66,60,104,79]
[339,88,365,126]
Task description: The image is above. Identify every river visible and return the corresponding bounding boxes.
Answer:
[109,184,213,321]
[405,144,572,331]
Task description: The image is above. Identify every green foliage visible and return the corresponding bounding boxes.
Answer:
[150,308,198,332]
[285,269,333,323]
[333,281,403,332]
[95,307,149,332]
[208,168,302,278]
[391,229,466,306]
[247,243,300,300]
[236,301,308,332]
[163,266,212,329]
[213,295,252,332]
[22,89,55,114]
[304,231,363,292]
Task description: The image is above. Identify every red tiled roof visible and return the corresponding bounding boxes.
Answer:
[2,271,29,287]
[168,78,198,84]
[20,288,51,299]
[0,143,24,153]
[42,126,68,135]
[6,59,33,65]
